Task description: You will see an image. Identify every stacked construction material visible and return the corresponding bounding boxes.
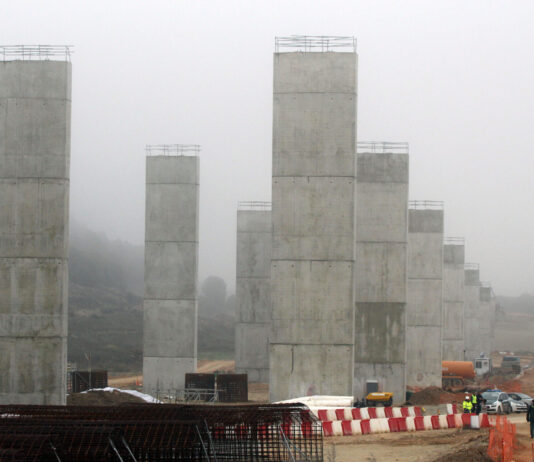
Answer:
[0,403,322,461]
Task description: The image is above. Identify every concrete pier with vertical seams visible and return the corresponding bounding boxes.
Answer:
[353,145,408,404]
[270,45,357,402]
[463,265,481,361]
[442,241,465,361]
[235,205,271,382]
[143,153,199,395]
[406,205,444,387]
[0,59,71,404]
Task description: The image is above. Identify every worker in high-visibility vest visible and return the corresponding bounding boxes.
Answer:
[462,396,473,413]
[471,393,478,414]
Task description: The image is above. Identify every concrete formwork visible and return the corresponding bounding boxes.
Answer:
[0,55,71,404]
[235,203,271,383]
[442,239,465,361]
[406,204,444,388]
[270,38,357,402]
[353,143,408,404]
[463,264,481,362]
[143,149,199,395]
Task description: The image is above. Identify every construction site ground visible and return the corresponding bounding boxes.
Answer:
[104,355,534,461]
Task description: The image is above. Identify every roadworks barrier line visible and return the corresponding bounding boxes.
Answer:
[312,406,422,422]
[321,413,491,436]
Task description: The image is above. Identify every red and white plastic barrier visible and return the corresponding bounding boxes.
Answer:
[312,406,422,422]
[321,413,491,436]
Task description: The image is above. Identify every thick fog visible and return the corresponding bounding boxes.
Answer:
[3,0,534,296]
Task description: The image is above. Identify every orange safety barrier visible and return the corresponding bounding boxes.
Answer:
[317,410,329,422]
[487,415,516,462]
[461,413,471,427]
[384,407,394,418]
[430,415,440,430]
[368,407,377,419]
[335,409,345,421]
[414,416,425,431]
[414,407,422,417]
[400,407,410,418]
[351,408,362,420]
[360,419,371,435]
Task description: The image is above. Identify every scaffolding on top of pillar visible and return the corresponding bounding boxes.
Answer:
[444,237,465,245]
[275,35,356,52]
[145,144,200,156]
[357,141,409,154]
[0,45,73,61]
[237,201,272,211]
[409,200,444,210]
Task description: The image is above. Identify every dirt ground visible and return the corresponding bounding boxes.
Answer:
[325,428,491,462]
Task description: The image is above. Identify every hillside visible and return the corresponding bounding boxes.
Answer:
[67,223,234,372]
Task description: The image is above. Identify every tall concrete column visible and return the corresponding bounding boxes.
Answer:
[235,202,271,383]
[463,264,481,361]
[0,47,72,405]
[270,36,357,402]
[143,145,199,395]
[406,203,444,388]
[442,238,465,361]
[478,283,494,356]
[353,142,408,404]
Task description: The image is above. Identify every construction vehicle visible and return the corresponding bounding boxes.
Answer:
[364,392,393,407]
[442,361,475,388]
[501,356,521,374]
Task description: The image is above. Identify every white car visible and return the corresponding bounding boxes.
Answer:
[482,391,513,414]
[508,392,533,407]
[510,398,528,413]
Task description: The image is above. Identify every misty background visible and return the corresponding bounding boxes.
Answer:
[3,1,534,297]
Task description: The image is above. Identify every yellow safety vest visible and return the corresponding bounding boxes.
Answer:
[463,401,473,411]
[472,395,477,404]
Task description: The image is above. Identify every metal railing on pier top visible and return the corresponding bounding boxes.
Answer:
[0,45,72,61]
[238,201,272,211]
[145,144,200,156]
[408,200,444,210]
[275,35,356,52]
[465,263,480,271]
[444,237,465,245]
[357,141,409,154]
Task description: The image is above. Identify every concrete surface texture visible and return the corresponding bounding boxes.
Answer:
[442,241,465,361]
[463,266,481,361]
[0,60,71,404]
[270,49,357,402]
[235,207,271,383]
[406,207,444,387]
[143,154,199,394]
[478,285,494,357]
[353,148,408,404]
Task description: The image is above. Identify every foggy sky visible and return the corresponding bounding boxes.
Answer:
[3,0,534,296]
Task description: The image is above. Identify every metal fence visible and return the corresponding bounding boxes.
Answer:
[0,403,323,461]
[145,144,200,156]
[357,141,409,154]
[0,45,72,62]
[408,200,444,210]
[275,35,356,52]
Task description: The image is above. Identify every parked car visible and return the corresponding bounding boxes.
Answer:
[482,390,513,414]
[507,392,533,407]
[509,398,528,413]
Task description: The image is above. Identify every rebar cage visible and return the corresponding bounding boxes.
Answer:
[0,403,323,461]
[0,45,72,62]
[275,36,356,53]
